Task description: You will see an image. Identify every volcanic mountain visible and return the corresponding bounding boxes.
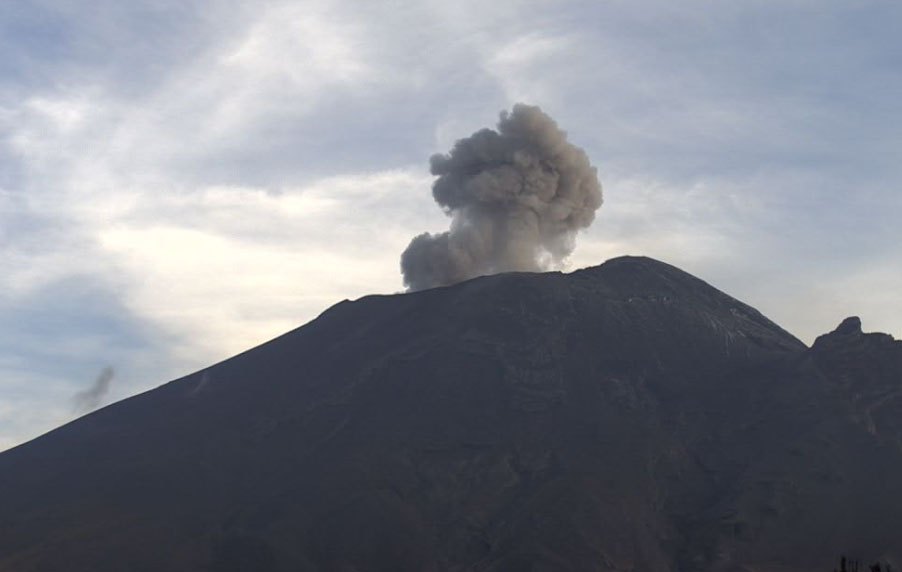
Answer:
[1,256,900,571]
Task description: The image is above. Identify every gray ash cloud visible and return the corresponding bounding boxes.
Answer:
[72,366,114,414]
[401,104,603,291]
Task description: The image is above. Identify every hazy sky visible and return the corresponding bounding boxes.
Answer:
[1,0,900,451]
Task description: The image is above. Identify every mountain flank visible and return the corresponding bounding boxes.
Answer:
[0,256,899,571]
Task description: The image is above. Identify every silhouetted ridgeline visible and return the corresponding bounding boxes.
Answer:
[834,556,894,572]
[0,257,900,571]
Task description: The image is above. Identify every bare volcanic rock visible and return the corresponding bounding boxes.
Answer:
[0,256,899,571]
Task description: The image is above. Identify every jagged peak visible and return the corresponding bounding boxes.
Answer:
[813,316,899,353]
[833,316,863,336]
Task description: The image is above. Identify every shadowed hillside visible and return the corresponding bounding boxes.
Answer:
[0,256,899,571]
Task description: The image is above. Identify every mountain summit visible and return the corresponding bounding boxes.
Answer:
[1,257,899,571]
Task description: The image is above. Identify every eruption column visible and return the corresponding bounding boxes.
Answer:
[401,104,603,291]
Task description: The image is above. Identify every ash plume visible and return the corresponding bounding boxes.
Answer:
[401,104,602,291]
[72,366,114,413]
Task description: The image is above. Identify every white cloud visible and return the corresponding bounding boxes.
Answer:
[95,170,433,363]
[484,33,574,104]
[223,3,369,84]
[0,0,436,447]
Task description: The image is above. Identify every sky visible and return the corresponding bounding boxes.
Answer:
[1,0,900,451]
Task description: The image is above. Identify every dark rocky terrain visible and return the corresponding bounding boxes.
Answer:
[0,256,899,571]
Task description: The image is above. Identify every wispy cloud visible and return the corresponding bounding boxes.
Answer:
[95,170,434,361]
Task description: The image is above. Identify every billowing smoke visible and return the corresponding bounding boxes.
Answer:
[400,104,602,291]
[72,366,114,413]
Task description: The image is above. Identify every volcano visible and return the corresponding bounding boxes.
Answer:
[1,256,900,571]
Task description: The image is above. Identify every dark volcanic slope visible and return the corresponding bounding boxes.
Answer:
[1,256,900,571]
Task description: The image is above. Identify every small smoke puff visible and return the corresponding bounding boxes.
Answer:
[72,366,114,413]
[401,104,602,291]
